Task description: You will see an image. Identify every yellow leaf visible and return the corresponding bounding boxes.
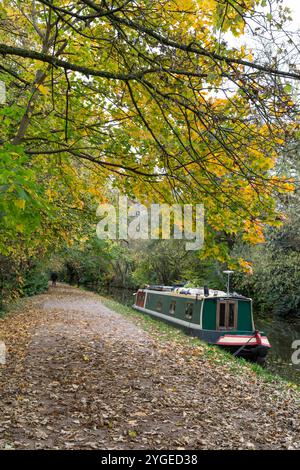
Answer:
[15,199,26,209]
[238,258,253,274]
[16,224,24,232]
[37,84,49,95]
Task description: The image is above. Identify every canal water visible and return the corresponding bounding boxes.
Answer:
[102,287,300,385]
[256,316,300,384]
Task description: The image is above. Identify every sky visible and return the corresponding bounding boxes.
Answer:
[283,0,300,29]
[226,0,300,50]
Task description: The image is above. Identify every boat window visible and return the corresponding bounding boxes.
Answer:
[169,300,176,315]
[217,301,237,329]
[228,302,236,328]
[219,302,226,328]
[185,302,193,320]
[156,300,163,313]
[136,291,146,307]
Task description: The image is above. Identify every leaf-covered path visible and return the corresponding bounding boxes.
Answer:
[0,285,299,450]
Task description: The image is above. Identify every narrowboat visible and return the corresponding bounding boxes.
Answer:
[133,281,271,364]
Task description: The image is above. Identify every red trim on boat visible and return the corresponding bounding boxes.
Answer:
[217,334,271,348]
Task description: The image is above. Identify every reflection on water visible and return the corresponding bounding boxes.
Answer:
[102,287,300,385]
[102,286,136,306]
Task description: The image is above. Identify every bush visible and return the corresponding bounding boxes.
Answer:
[233,244,300,317]
[0,255,49,312]
[22,264,49,297]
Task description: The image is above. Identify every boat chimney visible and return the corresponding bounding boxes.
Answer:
[204,285,209,297]
[223,270,234,296]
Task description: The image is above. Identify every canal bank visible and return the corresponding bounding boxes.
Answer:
[99,286,300,385]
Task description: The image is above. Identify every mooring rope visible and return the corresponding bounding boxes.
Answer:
[232,331,258,357]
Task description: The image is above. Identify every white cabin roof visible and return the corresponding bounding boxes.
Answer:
[139,286,250,300]
[175,287,227,297]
